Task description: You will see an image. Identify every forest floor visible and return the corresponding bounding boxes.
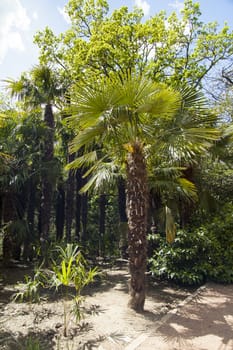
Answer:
[0,261,232,350]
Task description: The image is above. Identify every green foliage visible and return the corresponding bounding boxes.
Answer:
[150,203,233,285]
[21,337,42,350]
[51,244,99,295]
[13,268,47,303]
[3,219,29,247]
[149,228,213,285]
[51,244,99,336]
[2,0,233,271]
[205,203,233,283]
[13,244,99,337]
[85,193,120,257]
[34,0,233,91]
[55,243,80,262]
[7,336,42,350]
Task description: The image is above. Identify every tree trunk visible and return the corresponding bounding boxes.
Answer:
[75,169,82,241]
[27,180,36,235]
[40,179,53,239]
[118,178,128,258]
[2,194,17,263]
[65,154,75,242]
[23,179,36,261]
[81,192,88,245]
[55,183,65,241]
[40,103,54,262]
[126,141,148,312]
[76,166,89,245]
[0,195,2,226]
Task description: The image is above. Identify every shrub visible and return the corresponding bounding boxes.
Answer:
[149,228,213,285]
[149,203,233,285]
[206,203,233,283]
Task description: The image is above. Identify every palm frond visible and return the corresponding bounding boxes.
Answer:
[80,160,119,193]
[152,166,185,178]
[179,86,207,109]
[184,127,219,141]
[222,123,233,140]
[68,124,106,153]
[4,77,32,101]
[65,151,98,170]
[0,113,7,127]
[149,164,198,203]
[68,73,218,203]
[176,177,198,202]
[151,85,220,162]
[137,88,180,118]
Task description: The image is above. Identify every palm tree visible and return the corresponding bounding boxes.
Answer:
[5,66,64,258]
[67,73,219,311]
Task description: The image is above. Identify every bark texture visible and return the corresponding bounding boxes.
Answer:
[65,154,75,242]
[40,103,54,263]
[118,178,128,257]
[126,141,148,312]
[55,183,65,241]
[75,169,82,240]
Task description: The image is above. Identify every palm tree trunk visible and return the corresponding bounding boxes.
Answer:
[40,179,53,236]
[75,167,88,244]
[65,154,75,242]
[2,194,15,263]
[118,178,128,258]
[40,103,54,262]
[23,179,36,261]
[81,192,88,245]
[126,141,148,312]
[55,183,65,241]
[75,169,82,241]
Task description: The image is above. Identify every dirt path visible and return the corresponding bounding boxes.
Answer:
[0,263,216,350]
[135,283,233,350]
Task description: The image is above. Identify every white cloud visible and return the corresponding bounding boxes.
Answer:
[32,11,38,21]
[8,32,25,51]
[0,0,31,63]
[134,0,150,16]
[58,6,71,24]
[168,0,184,12]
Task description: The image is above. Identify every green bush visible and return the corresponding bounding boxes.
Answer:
[149,203,233,285]
[149,228,213,285]
[206,203,233,283]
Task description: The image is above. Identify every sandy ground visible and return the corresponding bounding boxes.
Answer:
[0,263,232,350]
[135,283,233,350]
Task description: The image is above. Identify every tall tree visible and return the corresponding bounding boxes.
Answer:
[5,66,64,257]
[0,104,46,261]
[34,0,233,90]
[33,0,232,249]
[66,73,218,311]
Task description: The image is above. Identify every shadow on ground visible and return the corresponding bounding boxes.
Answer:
[0,329,56,350]
[151,284,233,349]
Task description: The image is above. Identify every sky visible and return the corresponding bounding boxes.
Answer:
[1,0,233,82]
